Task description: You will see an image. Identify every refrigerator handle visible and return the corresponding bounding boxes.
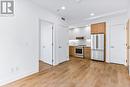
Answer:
[96,35,98,49]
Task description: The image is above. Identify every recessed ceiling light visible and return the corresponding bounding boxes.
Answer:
[61,6,66,10]
[90,13,95,16]
[75,0,81,2]
[85,25,89,27]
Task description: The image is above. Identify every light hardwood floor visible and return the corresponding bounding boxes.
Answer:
[1,57,130,87]
[39,60,52,72]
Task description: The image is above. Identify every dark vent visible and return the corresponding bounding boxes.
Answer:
[61,17,65,21]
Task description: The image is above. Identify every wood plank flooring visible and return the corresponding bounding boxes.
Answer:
[1,57,130,87]
[39,60,52,72]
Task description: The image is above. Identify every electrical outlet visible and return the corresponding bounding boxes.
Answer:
[16,67,19,71]
[10,67,20,73]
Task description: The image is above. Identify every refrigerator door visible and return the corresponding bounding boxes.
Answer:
[98,34,104,50]
[91,35,97,50]
[97,34,104,61]
[98,51,104,61]
[92,50,97,60]
[91,34,97,60]
[91,34,104,61]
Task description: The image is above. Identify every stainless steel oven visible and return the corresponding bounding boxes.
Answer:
[75,46,84,58]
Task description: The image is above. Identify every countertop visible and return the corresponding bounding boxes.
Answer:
[69,45,91,48]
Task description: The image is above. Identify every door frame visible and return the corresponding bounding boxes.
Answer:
[126,20,129,67]
[126,20,130,75]
[38,19,54,66]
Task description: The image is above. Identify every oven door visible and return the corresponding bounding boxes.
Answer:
[75,47,83,57]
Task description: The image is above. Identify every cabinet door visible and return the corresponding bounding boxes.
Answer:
[91,22,106,34]
[98,23,105,33]
[69,46,75,56]
[91,24,98,34]
[84,48,91,59]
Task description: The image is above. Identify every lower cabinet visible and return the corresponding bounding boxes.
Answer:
[69,46,75,57]
[84,47,91,59]
[69,46,91,59]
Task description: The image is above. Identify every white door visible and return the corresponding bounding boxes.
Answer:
[110,25,125,64]
[56,25,69,64]
[40,21,53,65]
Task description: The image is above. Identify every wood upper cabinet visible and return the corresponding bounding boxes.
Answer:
[91,22,106,34]
[91,24,98,34]
[98,22,105,33]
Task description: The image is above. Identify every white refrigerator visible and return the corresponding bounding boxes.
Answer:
[91,34,104,61]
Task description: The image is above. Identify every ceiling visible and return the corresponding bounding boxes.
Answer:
[32,0,128,25]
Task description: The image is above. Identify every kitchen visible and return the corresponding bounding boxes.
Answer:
[69,22,106,62]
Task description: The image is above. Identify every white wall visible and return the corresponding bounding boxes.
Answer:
[128,1,130,18]
[70,13,127,64]
[0,0,67,86]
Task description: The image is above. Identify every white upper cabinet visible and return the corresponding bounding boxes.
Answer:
[69,26,91,40]
[69,29,75,40]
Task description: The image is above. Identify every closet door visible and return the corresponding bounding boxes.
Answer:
[110,25,125,64]
[56,24,69,64]
[40,20,53,65]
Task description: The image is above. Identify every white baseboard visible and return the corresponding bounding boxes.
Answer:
[0,70,38,86]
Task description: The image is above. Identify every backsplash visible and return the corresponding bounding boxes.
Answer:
[69,39,91,47]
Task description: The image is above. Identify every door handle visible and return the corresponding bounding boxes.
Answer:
[127,46,130,49]
[110,46,114,48]
[43,46,45,48]
[59,46,62,48]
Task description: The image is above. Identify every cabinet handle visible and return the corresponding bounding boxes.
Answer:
[110,46,114,48]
